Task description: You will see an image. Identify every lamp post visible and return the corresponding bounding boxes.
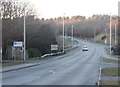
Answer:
[94,28,96,43]
[109,14,112,54]
[62,13,65,53]
[23,3,26,62]
[71,25,74,48]
[105,28,108,44]
[115,24,117,45]
[0,11,2,63]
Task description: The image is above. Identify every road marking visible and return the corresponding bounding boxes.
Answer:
[98,67,102,85]
[49,70,55,74]
[24,77,41,84]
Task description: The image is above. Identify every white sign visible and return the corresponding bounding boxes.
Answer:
[13,41,23,47]
[51,45,58,50]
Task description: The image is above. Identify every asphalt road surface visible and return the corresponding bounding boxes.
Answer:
[2,40,105,85]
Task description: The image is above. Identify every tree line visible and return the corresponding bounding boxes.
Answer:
[1,0,57,59]
[1,0,119,59]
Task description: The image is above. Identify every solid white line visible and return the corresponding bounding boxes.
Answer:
[24,77,41,83]
[98,67,102,85]
[49,70,55,74]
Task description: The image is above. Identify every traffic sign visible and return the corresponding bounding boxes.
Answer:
[51,45,58,50]
[13,41,23,47]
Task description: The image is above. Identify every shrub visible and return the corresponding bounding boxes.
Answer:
[27,48,41,58]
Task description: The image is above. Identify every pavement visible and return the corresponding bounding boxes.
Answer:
[98,46,119,83]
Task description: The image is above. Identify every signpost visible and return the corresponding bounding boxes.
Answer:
[51,45,58,51]
[13,41,23,47]
[13,41,23,60]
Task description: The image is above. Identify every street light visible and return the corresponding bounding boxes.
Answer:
[94,28,96,43]
[105,28,108,44]
[115,24,117,45]
[71,25,74,48]
[109,14,112,54]
[23,2,26,62]
[0,11,2,63]
[62,13,65,53]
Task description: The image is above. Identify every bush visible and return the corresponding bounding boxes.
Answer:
[113,45,120,55]
[27,48,41,58]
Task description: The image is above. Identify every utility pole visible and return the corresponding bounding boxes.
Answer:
[94,28,96,43]
[23,3,26,62]
[0,11,2,63]
[115,24,117,45]
[62,13,65,53]
[105,28,108,44]
[71,25,74,48]
[109,14,112,54]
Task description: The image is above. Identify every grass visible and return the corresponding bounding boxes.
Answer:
[2,60,28,67]
[100,80,120,85]
[113,55,120,59]
[64,39,72,46]
[56,37,73,45]
[56,36,75,50]
[26,57,41,60]
[101,58,119,63]
[101,67,120,76]
[96,40,105,44]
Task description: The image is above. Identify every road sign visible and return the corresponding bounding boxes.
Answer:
[51,45,58,50]
[13,41,23,47]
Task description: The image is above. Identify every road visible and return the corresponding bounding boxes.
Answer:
[2,40,105,85]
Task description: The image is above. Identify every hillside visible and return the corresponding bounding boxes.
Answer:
[2,15,119,60]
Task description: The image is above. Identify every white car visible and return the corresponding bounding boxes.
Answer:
[68,36,71,39]
[82,46,88,51]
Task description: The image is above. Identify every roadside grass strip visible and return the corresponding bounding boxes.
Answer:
[101,67,120,76]
[56,37,71,46]
[101,58,119,63]
[113,55,120,59]
[100,80,120,85]
[2,60,28,67]
[56,36,76,49]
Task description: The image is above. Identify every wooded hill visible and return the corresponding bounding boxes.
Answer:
[1,0,119,59]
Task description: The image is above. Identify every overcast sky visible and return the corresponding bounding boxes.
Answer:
[28,0,119,19]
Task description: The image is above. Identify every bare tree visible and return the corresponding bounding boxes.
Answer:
[0,0,36,19]
[1,0,37,59]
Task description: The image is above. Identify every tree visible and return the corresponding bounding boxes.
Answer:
[1,0,36,19]
[1,0,37,59]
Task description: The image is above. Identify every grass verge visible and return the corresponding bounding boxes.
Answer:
[113,55,120,59]
[56,37,73,46]
[56,36,75,51]
[100,80,120,85]
[101,67,120,76]
[101,58,119,63]
[2,60,28,67]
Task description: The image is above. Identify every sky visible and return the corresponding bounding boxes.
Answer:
[28,0,119,19]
